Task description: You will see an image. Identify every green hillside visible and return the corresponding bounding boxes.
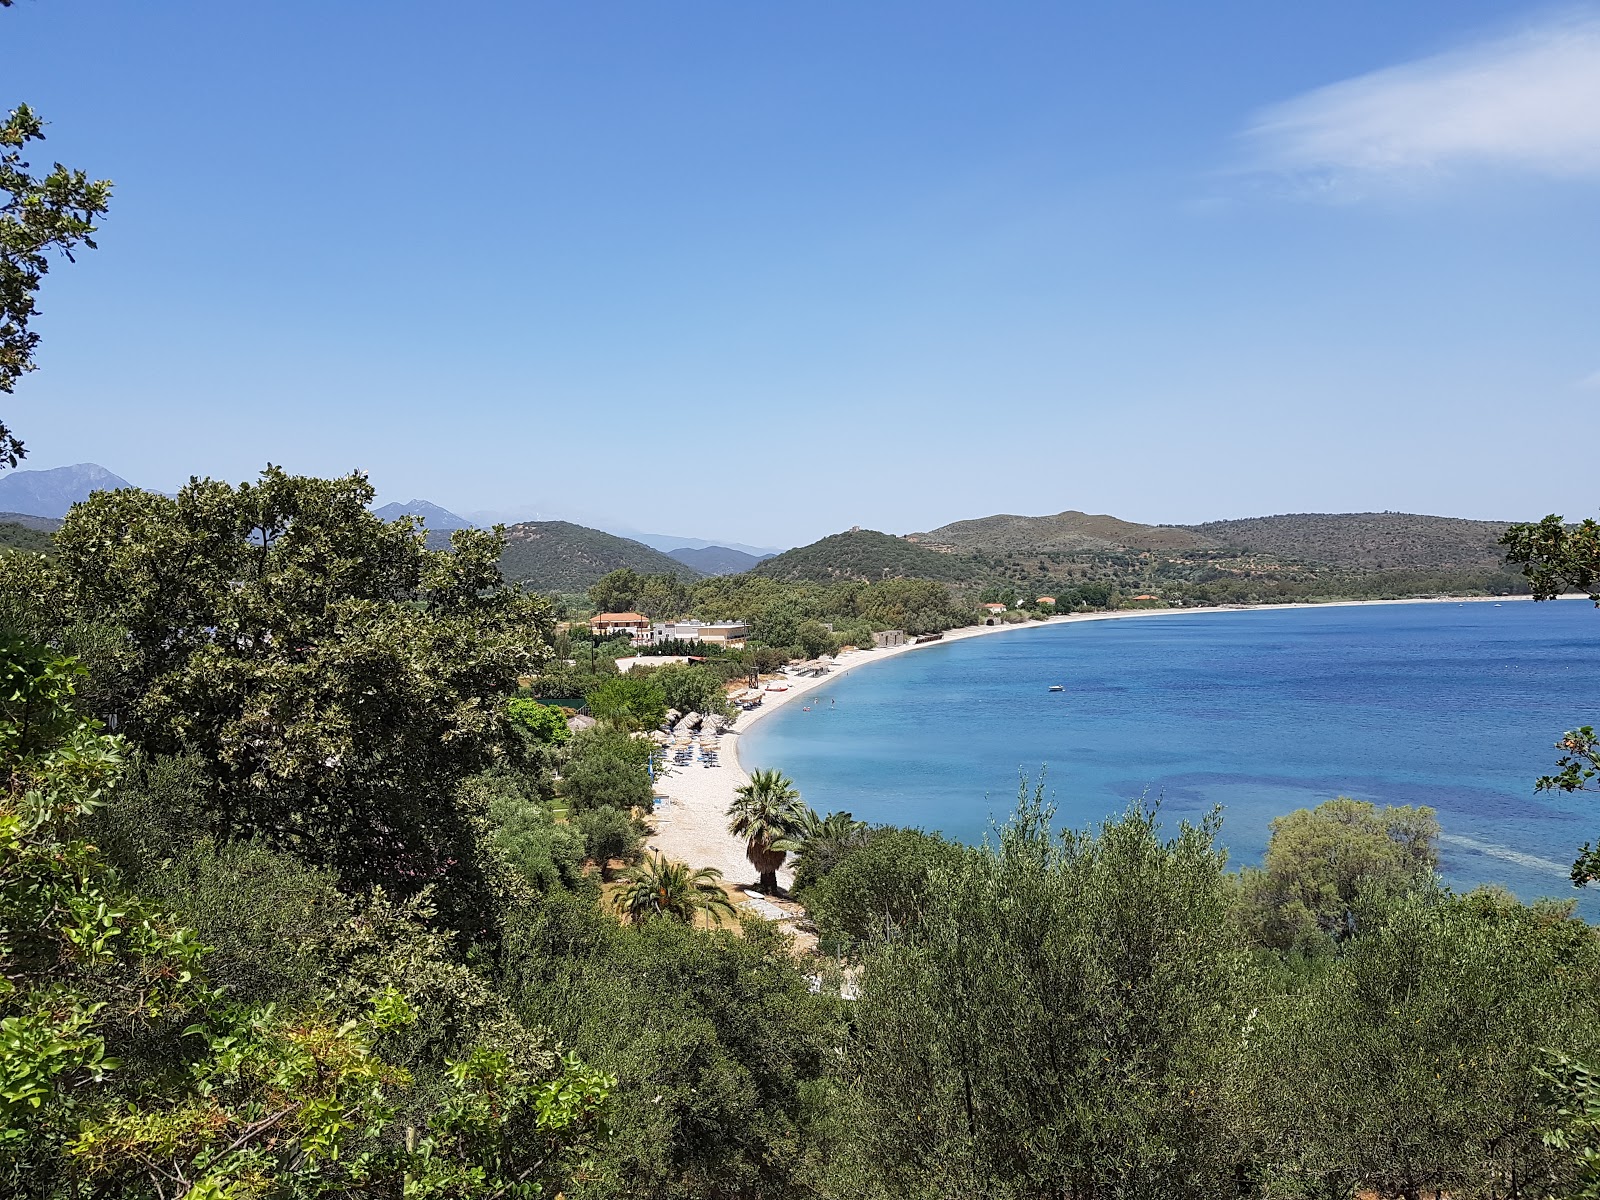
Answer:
[0,520,54,555]
[498,520,701,593]
[911,510,1214,554]
[1177,512,1516,572]
[752,528,982,584]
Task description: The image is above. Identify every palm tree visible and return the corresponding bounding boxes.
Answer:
[791,808,870,887]
[727,769,807,894]
[610,854,736,927]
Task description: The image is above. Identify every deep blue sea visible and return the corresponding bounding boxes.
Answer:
[741,600,1600,913]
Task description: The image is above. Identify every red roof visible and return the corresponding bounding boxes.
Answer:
[591,612,647,623]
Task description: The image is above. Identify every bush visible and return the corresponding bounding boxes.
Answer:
[798,827,967,955]
[507,697,571,744]
[573,805,642,880]
[560,728,654,813]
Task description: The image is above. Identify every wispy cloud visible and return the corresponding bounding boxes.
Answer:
[1237,11,1600,197]
[1579,369,1600,390]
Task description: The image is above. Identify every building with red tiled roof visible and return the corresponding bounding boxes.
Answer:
[589,612,649,637]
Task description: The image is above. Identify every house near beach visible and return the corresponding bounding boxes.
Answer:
[590,612,650,638]
[1036,596,1056,606]
[981,602,1007,614]
[873,629,907,647]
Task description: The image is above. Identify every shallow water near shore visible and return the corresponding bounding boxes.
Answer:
[741,599,1600,914]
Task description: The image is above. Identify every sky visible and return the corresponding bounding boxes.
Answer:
[6,1,1599,548]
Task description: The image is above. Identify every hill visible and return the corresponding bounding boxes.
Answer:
[667,545,771,575]
[752,528,981,584]
[0,511,62,533]
[0,463,133,518]
[1176,513,1515,572]
[910,510,1214,554]
[498,521,702,593]
[0,520,54,555]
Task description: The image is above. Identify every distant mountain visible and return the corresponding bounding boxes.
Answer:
[752,529,981,584]
[667,545,773,575]
[373,499,473,530]
[0,463,133,518]
[910,510,1212,554]
[625,531,786,557]
[1175,512,1515,573]
[498,521,703,593]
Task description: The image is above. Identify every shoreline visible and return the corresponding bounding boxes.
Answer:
[645,592,1556,889]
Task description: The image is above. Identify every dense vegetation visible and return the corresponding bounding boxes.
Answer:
[1183,511,1517,572]
[498,519,702,592]
[752,528,982,584]
[6,474,1600,1198]
[911,508,1214,553]
[0,517,51,553]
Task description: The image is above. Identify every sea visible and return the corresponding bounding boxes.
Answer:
[740,599,1600,913]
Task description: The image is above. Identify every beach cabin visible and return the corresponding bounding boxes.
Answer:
[1036,596,1056,607]
[981,602,1007,625]
[873,629,907,648]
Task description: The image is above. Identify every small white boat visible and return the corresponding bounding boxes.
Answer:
[1048,684,1065,692]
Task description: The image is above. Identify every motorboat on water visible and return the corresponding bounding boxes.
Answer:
[1048,684,1065,692]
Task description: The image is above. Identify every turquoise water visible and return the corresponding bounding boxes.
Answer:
[741,600,1600,910]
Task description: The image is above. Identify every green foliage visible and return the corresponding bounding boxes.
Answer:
[787,808,870,894]
[796,825,965,955]
[508,696,571,744]
[824,785,1249,1199]
[0,521,50,555]
[0,640,613,1198]
[752,528,981,584]
[587,567,692,619]
[728,769,806,894]
[795,619,840,659]
[1531,726,1600,886]
[572,804,641,880]
[31,468,554,908]
[649,661,729,717]
[560,728,654,814]
[501,904,836,1200]
[1237,796,1440,952]
[1245,888,1600,1198]
[1,101,113,466]
[1503,513,1600,602]
[586,672,667,731]
[611,855,736,926]
[498,521,699,593]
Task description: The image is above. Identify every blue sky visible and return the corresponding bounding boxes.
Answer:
[6,1,1598,547]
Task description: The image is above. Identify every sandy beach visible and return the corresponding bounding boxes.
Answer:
[646,592,1550,890]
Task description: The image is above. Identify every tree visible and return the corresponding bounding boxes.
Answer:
[586,672,667,731]
[637,572,690,620]
[1237,796,1439,952]
[796,619,839,660]
[573,804,641,880]
[588,567,643,614]
[651,661,728,717]
[1,100,113,468]
[611,854,736,926]
[560,727,654,813]
[1246,888,1600,1199]
[1502,514,1600,603]
[26,468,552,913]
[508,695,572,744]
[0,638,616,1197]
[727,769,806,894]
[788,807,869,893]
[824,787,1249,1199]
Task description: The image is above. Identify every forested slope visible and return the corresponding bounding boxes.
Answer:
[752,528,981,583]
[499,520,702,592]
[1179,512,1516,571]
